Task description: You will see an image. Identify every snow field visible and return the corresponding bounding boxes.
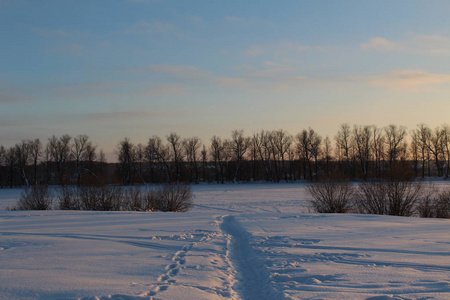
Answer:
[0,183,449,299]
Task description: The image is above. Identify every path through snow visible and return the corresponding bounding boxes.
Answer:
[220,215,290,300]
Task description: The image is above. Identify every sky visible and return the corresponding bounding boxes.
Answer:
[2,0,450,160]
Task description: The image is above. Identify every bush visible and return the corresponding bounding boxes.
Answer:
[78,185,123,211]
[307,178,354,213]
[17,185,53,210]
[356,179,428,217]
[355,164,431,217]
[58,185,81,210]
[122,186,145,211]
[152,184,193,212]
[143,189,159,211]
[356,180,388,215]
[417,187,450,218]
[55,183,193,212]
[435,188,450,218]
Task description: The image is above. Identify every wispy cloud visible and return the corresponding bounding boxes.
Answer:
[149,64,248,87]
[0,84,36,104]
[0,121,13,128]
[150,65,206,79]
[4,80,185,103]
[0,93,35,104]
[53,43,84,53]
[87,110,172,121]
[360,37,398,51]
[245,42,313,57]
[32,27,91,39]
[148,62,313,92]
[242,61,295,78]
[51,82,185,100]
[135,86,186,97]
[225,16,246,23]
[245,45,266,57]
[369,70,450,91]
[116,20,187,39]
[361,34,450,56]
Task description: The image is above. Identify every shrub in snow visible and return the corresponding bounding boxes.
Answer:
[354,165,448,217]
[355,180,388,215]
[356,166,429,217]
[77,184,123,211]
[356,180,431,217]
[58,184,127,211]
[55,183,193,212]
[143,189,159,211]
[17,185,52,210]
[417,187,450,218]
[121,185,145,211]
[58,185,81,210]
[152,183,193,212]
[435,188,450,218]
[307,178,354,213]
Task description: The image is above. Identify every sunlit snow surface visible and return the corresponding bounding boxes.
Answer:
[0,183,449,300]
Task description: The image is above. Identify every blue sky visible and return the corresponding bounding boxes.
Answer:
[2,0,450,159]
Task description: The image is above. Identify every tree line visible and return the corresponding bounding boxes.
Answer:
[1,123,450,187]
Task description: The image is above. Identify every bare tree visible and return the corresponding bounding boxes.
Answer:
[230,130,250,182]
[352,125,372,177]
[252,130,272,181]
[309,129,322,180]
[296,128,321,180]
[48,134,73,185]
[4,147,16,188]
[296,130,311,180]
[97,149,107,180]
[183,137,202,183]
[442,124,450,178]
[29,139,42,185]
[201,145,208,182]
[272,129,292,182]
[427,126,445,177]
[167,132,184,182]
[322,136,333,177]
[210,136,225,183]
[147,135,171,183]
[371,126,385,177]
[116,137,135,185]
[15,140,31,186]
[72,135,96,185]
[134,143,146,184]
[335,123,353,177]
[411,124,431,178]
[384,124,407,167]
[0,145,5,188]
[409,132,420,177]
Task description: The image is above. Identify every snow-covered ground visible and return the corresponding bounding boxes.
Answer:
[0,183,449,300]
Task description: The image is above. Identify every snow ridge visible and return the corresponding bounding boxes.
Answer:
[220,215,290,300]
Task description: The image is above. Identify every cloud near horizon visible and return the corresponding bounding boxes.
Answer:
[369,70,450,91]
[361,34,450,56]
[149,63,309,91]
[245,42,311,57]
[87,110,173,121]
